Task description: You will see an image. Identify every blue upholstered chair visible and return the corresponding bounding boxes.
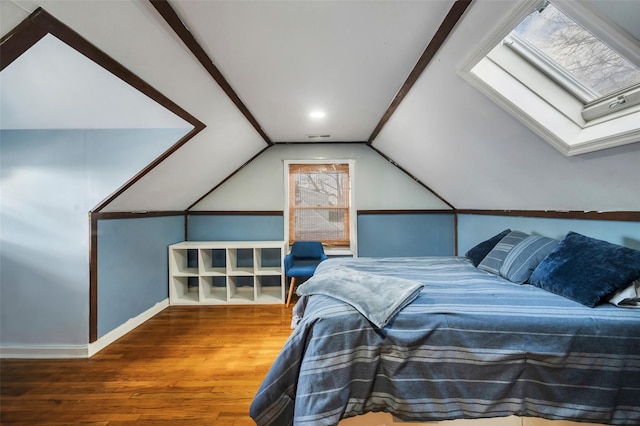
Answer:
[284,241,328,307]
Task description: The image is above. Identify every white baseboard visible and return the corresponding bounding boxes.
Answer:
[0,299,169,359]
[0,344,90,359]
[88,299,169,357]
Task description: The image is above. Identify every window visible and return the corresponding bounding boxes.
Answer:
[458,0,640,155]
[507,2,640,118]
[285,161,355,252]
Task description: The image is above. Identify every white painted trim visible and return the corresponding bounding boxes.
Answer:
[0,344,90,359]
[88,299,169,357]
[0,299,169,359]
[325,248,354,257]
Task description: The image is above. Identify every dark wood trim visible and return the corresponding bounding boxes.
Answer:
[187,210,283,216]
[457,210,640,222]
[273,141,370,145]
[89,214,98,343]
[0,9,49,70]
[367,145,456,210]
[91,211,187,220]
[26,8,203,132]
[92,127,203,212]
[357,209,453,215]
[149,0,271,146]
[453,212,459,255]
[2,7,206,214]
[187,146,272,210]
[368,0,474,142]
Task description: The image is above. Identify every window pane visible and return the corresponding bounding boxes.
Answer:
[512,3,640,100]
[289,163,350,246]
[294,208,346,241]
[295,173,347,205]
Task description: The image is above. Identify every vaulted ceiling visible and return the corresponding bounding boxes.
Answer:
[1,0,639,213]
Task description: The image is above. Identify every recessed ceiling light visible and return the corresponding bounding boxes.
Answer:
[309,111,326,119]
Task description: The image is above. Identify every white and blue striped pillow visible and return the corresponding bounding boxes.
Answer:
[477,230,529,275]
[499,235,559,284]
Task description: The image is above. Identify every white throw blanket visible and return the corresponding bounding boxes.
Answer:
[295,267,424,328]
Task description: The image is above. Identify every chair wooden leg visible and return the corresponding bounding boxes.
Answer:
[286,277,297,307]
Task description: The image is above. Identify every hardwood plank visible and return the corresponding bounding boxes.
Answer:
[0,305,292,425]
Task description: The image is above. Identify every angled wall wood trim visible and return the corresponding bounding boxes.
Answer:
[0,9,49,69]
[1,7,207,214]
[1,8,204,133]
[149,0,272,146]
[368,0,474,143]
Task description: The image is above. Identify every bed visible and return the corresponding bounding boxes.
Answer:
[250,232,640,426]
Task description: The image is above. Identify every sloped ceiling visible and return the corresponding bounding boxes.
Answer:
[1,0,639,213]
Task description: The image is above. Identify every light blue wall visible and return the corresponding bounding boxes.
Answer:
[0,128,188,346]
[458,214,640,255]
[97,216,184,338]
[358,213,455,257]
[1,129,89,345]
[188,213,455,257]
[188,215,284,241]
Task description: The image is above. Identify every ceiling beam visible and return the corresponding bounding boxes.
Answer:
[149,0,272,146]
[368,0,474,143]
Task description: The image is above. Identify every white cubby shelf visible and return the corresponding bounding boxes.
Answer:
[168,241,286,305]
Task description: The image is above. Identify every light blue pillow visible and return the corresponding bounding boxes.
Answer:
[499,235,559,284]
[478,230,529,275]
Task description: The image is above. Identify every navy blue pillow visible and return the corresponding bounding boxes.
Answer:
[465,229,511,267]
[530,232,640,307]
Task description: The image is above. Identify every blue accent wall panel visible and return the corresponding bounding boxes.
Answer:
[97,215,184,338]
[187,215,284,241]
[358,214,455,257]
[458,214,640,255]
[1,128,191,346]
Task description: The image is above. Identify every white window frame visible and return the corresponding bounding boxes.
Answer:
[284,159,357,257]
[458,0,640,156]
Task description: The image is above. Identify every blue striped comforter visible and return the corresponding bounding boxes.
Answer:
[250,257,640,426]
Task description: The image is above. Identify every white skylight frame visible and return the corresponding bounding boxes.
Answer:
[458,0,640,156]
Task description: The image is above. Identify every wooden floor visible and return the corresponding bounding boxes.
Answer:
[0,305,294,425]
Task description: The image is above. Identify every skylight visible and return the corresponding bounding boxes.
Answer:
[507,2,640,103]
[458,0,640,156]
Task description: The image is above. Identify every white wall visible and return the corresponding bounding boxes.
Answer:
[191,143,451,211]
[373,0,640,212]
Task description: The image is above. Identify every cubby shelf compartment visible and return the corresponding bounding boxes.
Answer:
[168,241,286,305]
